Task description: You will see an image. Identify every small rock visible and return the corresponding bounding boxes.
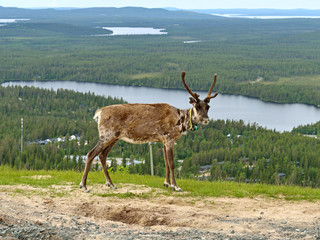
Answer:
[231,230,235,234]
[35,220,43,226]
[260,211,264,215]
[111,224,118,228]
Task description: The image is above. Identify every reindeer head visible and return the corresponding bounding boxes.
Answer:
[181,71,218,125]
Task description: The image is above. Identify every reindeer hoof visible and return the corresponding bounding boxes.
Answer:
[79,182,85,189]
[164,181,170,188]
[106,182,117,189]
[171,185,183,192]
[79,182,90,192]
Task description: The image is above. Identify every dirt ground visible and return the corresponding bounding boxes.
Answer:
[0,182,320,239]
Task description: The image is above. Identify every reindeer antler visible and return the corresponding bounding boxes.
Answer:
[204,74,218,102]
[181,71,200,103]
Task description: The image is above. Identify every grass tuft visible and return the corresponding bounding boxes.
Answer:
[95,192,150,199]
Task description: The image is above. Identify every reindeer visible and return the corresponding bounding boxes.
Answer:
[80,71,218,192]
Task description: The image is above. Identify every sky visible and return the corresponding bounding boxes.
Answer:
[0,0,320,9]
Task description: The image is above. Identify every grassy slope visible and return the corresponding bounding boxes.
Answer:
[1,166,320,201]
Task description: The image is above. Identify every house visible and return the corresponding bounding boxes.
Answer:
[199,165,212,172]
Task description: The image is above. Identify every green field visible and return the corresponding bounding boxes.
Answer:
[1,166,320,201]
[265,75,320,87]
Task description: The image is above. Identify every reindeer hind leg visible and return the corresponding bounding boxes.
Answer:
[99,141,117,189]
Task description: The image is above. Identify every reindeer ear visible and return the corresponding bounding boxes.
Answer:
[189,97,196,104]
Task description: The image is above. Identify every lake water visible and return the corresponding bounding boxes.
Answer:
[2,81,320,132]
[183,40,202,44]
[0,19,30,23]
[0,18,29,26]
[101,27,167,36]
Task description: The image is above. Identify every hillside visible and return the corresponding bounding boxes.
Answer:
[0,169,320,239]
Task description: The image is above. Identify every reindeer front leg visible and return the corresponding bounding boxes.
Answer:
[164,144,183,192]
[163,145,171,188]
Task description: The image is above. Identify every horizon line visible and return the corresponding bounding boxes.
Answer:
[1,6,320,11]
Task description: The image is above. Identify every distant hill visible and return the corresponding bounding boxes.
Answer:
[0,6,216,21]
[71,7,215,19]
[190,8,320,16]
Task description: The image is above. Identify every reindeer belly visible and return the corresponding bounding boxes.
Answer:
[120,128,163,144]
[121,137,152,144]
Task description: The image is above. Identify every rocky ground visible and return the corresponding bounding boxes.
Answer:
[0,182,320,240]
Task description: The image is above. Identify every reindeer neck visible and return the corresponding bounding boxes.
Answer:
[178,108,198,132]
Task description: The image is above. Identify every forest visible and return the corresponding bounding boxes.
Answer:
[0,7,320,106]
[292,121,320,135]
[1,85,319,188]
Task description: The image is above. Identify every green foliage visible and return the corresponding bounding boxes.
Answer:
[292,121,320,135]
[0,85,125,170]
[0,85,161,175]
[179,120,320,188]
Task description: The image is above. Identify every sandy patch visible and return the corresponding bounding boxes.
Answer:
[0,183,319,239]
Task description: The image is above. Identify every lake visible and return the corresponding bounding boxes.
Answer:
[2,81,320,132]
[0,18,29,26]
[0,19,30,23]
[100,27,167,36]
